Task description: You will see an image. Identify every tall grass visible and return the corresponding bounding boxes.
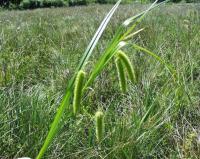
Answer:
[36,0,178,158]
[0,2,199,159]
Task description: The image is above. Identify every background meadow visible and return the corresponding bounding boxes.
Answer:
[0,2,200,159]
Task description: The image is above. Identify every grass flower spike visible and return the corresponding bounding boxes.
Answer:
[73,70,86,115]
[95,111,104,143]
[117,50,136,84]
[115,57,127,93]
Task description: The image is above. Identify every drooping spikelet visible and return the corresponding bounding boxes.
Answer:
[95,111,104,143]
[117,50,136,84]
[115,57,127,93]
[73,70,86,115]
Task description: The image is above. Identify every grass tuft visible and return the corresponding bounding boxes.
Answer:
[0,2,199,159]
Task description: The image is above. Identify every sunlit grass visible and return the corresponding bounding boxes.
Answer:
[0,2,199,159]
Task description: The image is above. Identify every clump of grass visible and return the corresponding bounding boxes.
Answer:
[73,70,86,115]
[0,1,199,158]
[95,111,104,143]
[36,1,177,158]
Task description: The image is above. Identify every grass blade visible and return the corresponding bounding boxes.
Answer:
[131,43,176,80]
[121,0,158,40]
[76,0,121,71]
[66,0,121,91]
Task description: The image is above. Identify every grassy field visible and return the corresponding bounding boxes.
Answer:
[0,3,200,159]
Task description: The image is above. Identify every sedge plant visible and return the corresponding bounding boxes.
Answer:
[36,0,176,158]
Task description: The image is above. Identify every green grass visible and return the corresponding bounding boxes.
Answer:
[0,3,200,159]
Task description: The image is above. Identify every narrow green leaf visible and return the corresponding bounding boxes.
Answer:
[76,0,121,71]
[123,28,145,41]
[132,43,176,80]
[121,0,158,41]
[84,41,127,90]
[66,0,122,92]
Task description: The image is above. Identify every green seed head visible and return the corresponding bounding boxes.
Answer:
[115,57,127,93]
[73,70,86,115]
[95,111,104,143]
[117,50,136,84]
